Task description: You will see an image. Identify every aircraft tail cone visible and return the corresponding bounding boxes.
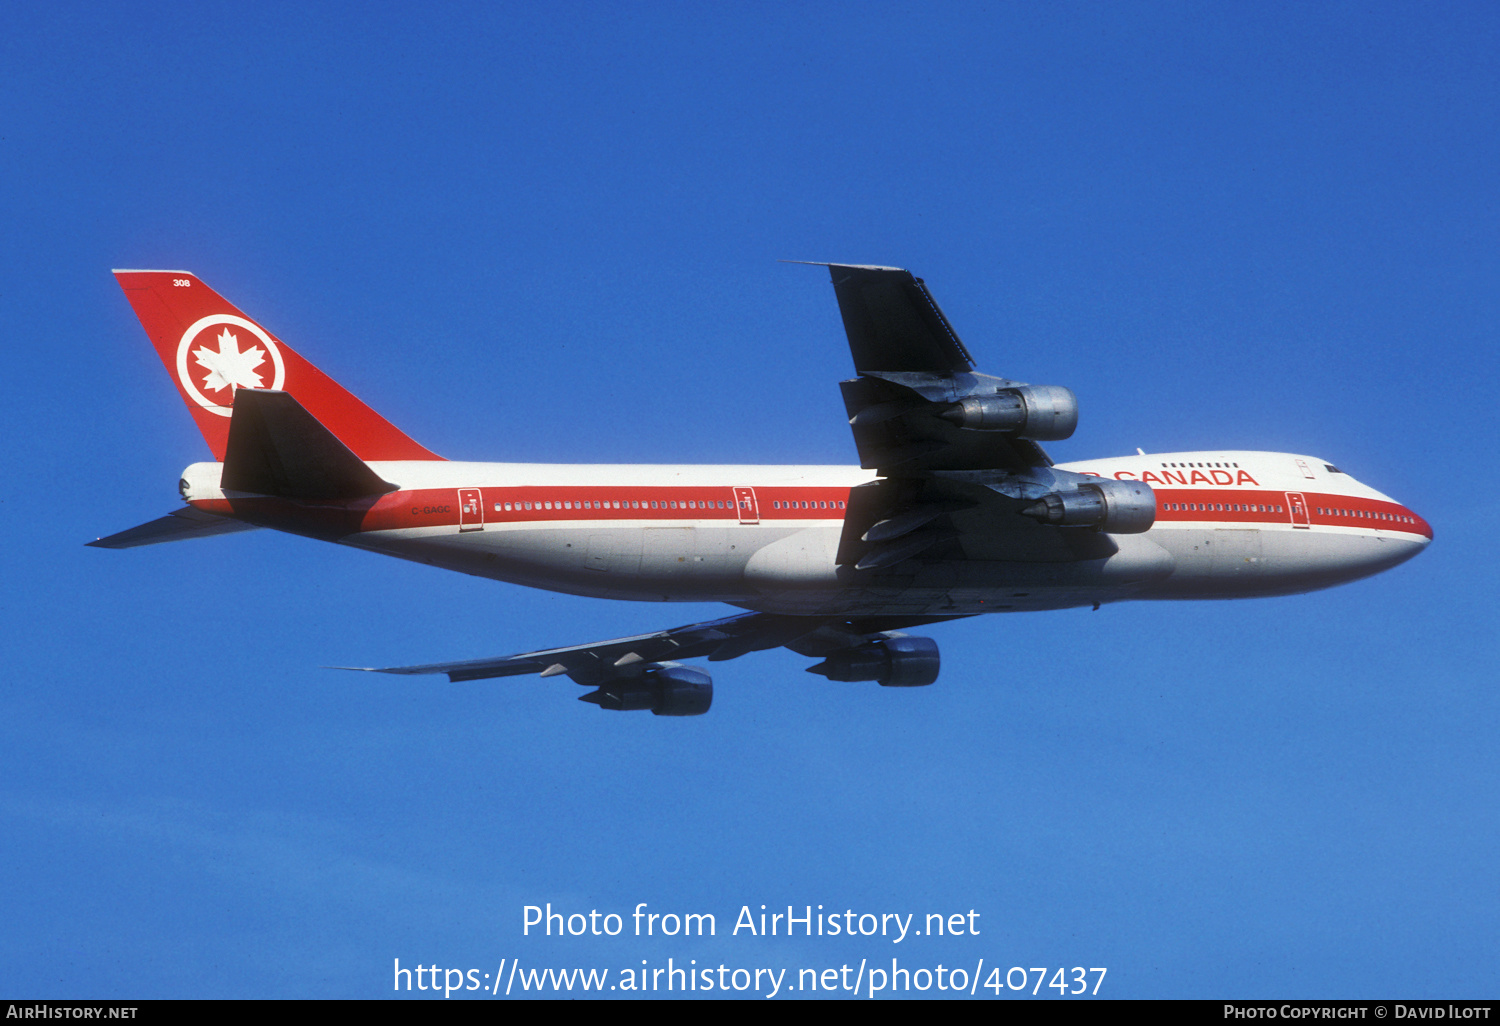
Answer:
[1020,499,1052,521]
[805,661,834,679]
[577,690,604,706]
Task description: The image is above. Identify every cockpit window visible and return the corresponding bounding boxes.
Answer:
[1324,465,1344,474]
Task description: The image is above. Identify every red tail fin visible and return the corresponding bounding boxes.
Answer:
[113,270,442,462]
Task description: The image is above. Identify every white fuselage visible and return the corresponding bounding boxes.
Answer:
[182,450,1430,618]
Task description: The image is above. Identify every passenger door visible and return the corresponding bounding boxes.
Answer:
[1285,491,1310,529]
[733,486,760,525]
[458,488,484,532]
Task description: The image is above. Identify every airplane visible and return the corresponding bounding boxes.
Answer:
[95,265,1431,716]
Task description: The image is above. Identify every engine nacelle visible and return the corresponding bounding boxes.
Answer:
[1021,479,1156,534]
[940,385,1078,440]
[579,664,713,716]
[806,635,940,687]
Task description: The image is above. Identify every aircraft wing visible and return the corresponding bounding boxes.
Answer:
[820,263,1056,474]
[811,263,1124,569]
[344,610,966,684]
[823,262,977,375]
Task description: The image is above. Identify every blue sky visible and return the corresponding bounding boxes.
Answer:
[2,1,1496,999]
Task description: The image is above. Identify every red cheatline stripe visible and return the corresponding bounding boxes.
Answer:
[1153,490,1430,537]
[196,486,855,531]
[192,485,1430,540]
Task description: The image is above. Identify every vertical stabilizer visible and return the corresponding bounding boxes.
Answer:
[113,270,443,462]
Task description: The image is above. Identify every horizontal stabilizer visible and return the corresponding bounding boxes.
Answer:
[88,507,259,549]
[222,389,397,500]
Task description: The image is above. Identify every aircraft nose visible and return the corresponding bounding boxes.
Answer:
[1392,500,1433,546]
[1379,501,1432,571]
[1407,506,1434,544]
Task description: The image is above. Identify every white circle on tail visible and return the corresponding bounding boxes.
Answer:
[175,315,287,417]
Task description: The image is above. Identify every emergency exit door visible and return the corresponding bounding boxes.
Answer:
[458,489,484,532]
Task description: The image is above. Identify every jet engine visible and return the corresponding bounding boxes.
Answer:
[1020,479,1156,534]
[579,664,713,716]
[939,385,1078,440]
[806,635,940,687]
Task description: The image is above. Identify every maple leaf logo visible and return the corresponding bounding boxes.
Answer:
[193,327,266,394]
